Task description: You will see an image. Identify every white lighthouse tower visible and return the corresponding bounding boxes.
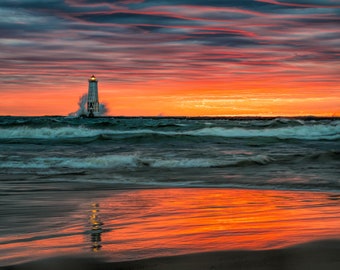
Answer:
[87,75,99,117]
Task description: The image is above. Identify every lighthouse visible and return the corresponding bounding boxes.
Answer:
[87,75,99,117]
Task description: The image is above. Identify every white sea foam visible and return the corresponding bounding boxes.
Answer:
[0,126,100,139]
[151,157,226,168]
[185,125,340,140]
[0,154,275,169]
[0,126,159,139]
[0,122,339,140]
[0,155,138,169]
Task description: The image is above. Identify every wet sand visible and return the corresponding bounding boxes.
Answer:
[3,240,340,270]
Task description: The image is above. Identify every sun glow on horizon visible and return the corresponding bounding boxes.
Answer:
[0,1,339,116]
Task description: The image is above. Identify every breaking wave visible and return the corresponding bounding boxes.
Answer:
[1,151,338,170]
[0,154,269,169]
[68,93,108,117]
[186,125,340,140]
[0,123,339,141]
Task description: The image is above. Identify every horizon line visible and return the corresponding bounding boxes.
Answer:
[0,115,339,119]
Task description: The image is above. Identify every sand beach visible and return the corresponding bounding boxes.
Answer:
[3,239,340,270]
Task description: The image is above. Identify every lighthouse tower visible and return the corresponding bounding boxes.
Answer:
[87,75,99,117]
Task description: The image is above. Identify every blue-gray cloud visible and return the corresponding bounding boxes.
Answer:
[0,0,339,87]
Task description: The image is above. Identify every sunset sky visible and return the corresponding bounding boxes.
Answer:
[1,0,339,116]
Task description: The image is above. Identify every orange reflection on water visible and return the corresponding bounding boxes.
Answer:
[1,188,339,264]
[100,188,340,256]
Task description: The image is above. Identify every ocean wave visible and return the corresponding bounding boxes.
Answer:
[262,117,306,127]
[2,150,337,170]
[0,154,275,170]
[186,125,340,140]
[0,122,339,141]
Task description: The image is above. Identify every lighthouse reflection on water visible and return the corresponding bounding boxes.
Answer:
[90,203,103,251]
